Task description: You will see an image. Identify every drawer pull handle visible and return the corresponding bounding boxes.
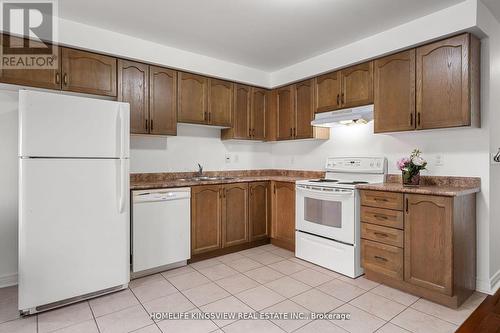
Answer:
[373,214,388,220]
[374,232,388,238]
[374,198,388,202]
[374,255,388,262]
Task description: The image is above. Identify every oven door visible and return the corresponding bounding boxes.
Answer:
[296,185,355,245]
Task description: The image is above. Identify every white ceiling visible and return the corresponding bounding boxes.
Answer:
[59,0,466,71]
[482,0,500,21]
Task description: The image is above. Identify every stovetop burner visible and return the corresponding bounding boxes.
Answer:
[336,181,370,185]
[310,179,339,183]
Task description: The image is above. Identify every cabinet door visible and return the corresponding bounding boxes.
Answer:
[0,35,61,90]
[61,48,117,96]
[276,85,294,140]
[341,61,373,108]
[231,84,251,139]
[271,182,295,248]
[374,50,416,133]
[149,66,177,135]
[191,185,222,255]
[404,194,453,295]
[177,72,208,124]
[222,183,249,247]
[251,88,267,140]
[118,60,149,134]
[315,71,341,113]
[249,182,270,241]
[416,34,472,129]
[294,79,315,139]
[209,79,233,126]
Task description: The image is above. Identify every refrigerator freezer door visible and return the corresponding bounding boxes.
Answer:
[19,158,130,311]
[19,90,130,158]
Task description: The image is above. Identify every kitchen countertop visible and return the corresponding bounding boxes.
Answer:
[356,174,481,197]
[130,170,325,190]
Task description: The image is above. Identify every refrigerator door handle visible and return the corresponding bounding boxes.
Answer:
[118,160,127,214]
[118,107,126,159]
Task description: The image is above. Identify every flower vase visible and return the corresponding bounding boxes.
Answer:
[402,171,420,186]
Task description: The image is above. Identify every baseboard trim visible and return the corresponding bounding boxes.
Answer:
[489,269,500,294]
[0,273,18,288]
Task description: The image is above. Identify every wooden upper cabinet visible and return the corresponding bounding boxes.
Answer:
[374,50,416,133]
[341,61,374,108]
[177,72,208,124]
[0,35,62,90]
[191,185,222,255]
[416,33,480,129]
[149,66,177,135]
[249,182,270,241]
[271,181,295,250]
[404,194,453,295]
[315,71,341,112]
[294,79,315,139]
[251,88,267,140]
[276,85,294,140]
[209,78,232,126]
[222,183,249,247]
[118,60,149,134]
[61,48,117,96]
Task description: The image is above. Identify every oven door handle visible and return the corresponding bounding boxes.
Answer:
[296,185,354,197]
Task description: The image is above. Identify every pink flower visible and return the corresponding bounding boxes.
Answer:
[397,157,410,171]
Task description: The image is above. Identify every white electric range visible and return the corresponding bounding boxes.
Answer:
[295,157,387,278]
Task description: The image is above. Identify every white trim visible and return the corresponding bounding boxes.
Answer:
[489,269,500,294]
[0,273,18,288]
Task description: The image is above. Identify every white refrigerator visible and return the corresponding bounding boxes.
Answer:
[18,90,130,314]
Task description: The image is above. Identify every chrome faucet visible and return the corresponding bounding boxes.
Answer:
[197,163,203,177]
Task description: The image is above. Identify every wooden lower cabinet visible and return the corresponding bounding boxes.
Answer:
[249,182,270,241]
[271,181,296,251]
[360,190,476,308]
[191,185,222,255]
[222,183,249,247]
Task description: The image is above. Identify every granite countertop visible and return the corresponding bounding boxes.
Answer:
[130,170,325,190]
[356,174,481,197]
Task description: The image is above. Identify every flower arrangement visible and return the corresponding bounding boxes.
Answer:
[397,149,427,186]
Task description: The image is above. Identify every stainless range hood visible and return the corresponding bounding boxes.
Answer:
[311,104,373,127]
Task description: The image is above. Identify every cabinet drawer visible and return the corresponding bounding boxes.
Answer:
[360,190,403,210]
[361,223,403,248]
[361,206,403,229]
[362,239,403,280]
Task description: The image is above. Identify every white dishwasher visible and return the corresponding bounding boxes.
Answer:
[132,188,191,275]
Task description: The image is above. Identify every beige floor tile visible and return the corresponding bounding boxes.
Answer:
[288,258,317,268]
[166,271,211,291]
[197,263,239,281]
[338,275,380,291]
[349,292,407,321]
[52,320,99,333]
[160,265,195,279]
[244,252,284,265]
[291,289,344,313]
[200,296,254,327]
[317,279,366,302]
[89,289,140,317]
[265,276,311,298]
[182,282,230,307]
[258,244,281,251]
[214,274,260,294]
[38,301,93,333]
[269,248,295,259]
[0,286,17,300]
[391,308,458,333]
[309,265,343,278]
[96,304,152,333]
[376,322,411,333]
[190,258,222,270]
[370,285,419,307]
[294,320,348,333]
[263,300,311,332]
[333,303,386,333]
[410,292,486,326]
[131,278,178,303]
[222,319,284,333]
[244,266,284,284]
[226,258,263,272]
[156,309,218,333]
[238,246,268,256]
[131,324,161,333]
[217,252,246,263]
[0,296,20,324]
[0,316,37,333]
[142,292,196,317]
[129,274,164,289]
[290,268,335,287]
[267,260,307,275]
[235,286,285,311]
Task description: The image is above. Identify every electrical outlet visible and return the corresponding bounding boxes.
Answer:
[225,153,231,164]
[434,154,444,167]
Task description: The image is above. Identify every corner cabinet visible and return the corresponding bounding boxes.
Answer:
[360,190,476,308]
[271,181,296,251]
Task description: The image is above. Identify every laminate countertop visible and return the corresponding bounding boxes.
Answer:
[130,170,324,190]
[356,175,481,197]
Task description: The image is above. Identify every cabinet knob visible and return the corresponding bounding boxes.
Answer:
[55,72,61,84]
[63,73,68,86]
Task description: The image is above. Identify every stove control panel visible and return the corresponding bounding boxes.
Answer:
[325,157,387,174]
